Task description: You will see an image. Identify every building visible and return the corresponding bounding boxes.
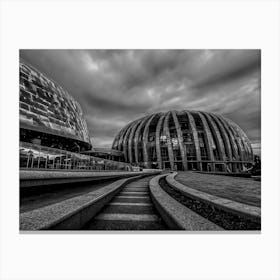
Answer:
[82,147,124,162]
[112,110,254,172]
[19,59,134,171]
[20,59,92,152]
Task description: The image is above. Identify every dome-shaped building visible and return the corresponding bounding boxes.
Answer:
[112,110,253,172]
[19,59,92,152]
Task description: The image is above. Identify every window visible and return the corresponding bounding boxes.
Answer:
[186,144,196,160]
[160,135,167,144]
[160,147,169,161]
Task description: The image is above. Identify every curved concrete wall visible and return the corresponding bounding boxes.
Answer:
[112,110,254,172]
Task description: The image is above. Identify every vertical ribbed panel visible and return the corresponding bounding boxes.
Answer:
[122,123,135,162]
[128,119,141,163]
[155,113,165,169]
[197,112,215,164]
[185,111,201,168]
[209,112,233,161]
[113,129,123,149]
[116,128,124,150]
[249,144,254,161]
[221,116,244,161]
[171,111,188,170]
[142,114,156,168]
[216,115,239,161]
[226,118,253,162]
[111,137,117,149]
[163,111,174,170]
[117,124,131,151]
[203,112,226,161]
[134,116,150,164]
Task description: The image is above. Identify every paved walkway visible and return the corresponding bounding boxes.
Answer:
[84,177,167,230]
[176,172,261,207]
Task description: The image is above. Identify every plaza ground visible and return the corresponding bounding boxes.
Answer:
[176,171,261,207]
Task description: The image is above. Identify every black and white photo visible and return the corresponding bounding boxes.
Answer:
[19,49,261,231]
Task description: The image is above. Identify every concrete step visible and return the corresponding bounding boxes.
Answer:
[108,202,152,206]
[102,204,154,215]
[95,213,160,222]
[113,197,151,203]
[116,195,149,199]
[122,187,148,192]
[119,191,149,195]
[83,176,168,230]
[86,219,167,230]
[117,193,149,197]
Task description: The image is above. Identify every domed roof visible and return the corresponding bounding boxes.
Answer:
[112,110,253,172]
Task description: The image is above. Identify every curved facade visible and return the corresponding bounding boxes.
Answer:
[112,110,253,172]
[19,59,91,151]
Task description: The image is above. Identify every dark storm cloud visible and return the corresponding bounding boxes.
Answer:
[20,49,261,151]
[192,50,260,89]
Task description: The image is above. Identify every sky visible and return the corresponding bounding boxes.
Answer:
[20,50,261,154]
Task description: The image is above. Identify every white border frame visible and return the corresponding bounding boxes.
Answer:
[1,1,280,279]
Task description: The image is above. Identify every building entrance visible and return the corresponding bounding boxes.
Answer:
[187,162,197,170]
[174,162,183,171]
[163,162,171,170]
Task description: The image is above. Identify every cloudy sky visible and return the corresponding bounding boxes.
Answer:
[20,50,261,153]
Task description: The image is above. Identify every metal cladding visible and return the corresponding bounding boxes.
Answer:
[112,110,254,172]
[19,59,91,148]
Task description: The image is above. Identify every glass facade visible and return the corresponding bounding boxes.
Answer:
[20,142,132,171]
[20,59,91,150]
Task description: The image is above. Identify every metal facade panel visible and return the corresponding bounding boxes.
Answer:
[128,119,142,163]
[185,111,202,165]
[171,111,188,170]
[197,112,215,162]
[163,112,174,170]
[134,115,150,164]
[142,114,156,168]
[155,113,165,169]
[203,112,226,161]
[209,113,233,161]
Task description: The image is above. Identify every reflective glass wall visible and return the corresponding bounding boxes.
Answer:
[20,142,132,171]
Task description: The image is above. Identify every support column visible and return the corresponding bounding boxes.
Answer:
[185,111,201,171]
[142,114,156,168]
[163,111,174,170]
[197,112,215,171]
[171,111,188,171]
[155,113,165,169]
